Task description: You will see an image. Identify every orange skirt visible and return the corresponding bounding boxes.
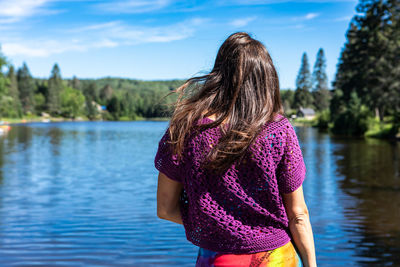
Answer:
[195,240,303,267]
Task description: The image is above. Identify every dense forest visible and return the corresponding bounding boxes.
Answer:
[0,56,182,121]
[0,44,330,122]
[0,0,399,138]
[329,0,400,137]
[284,0,400,138]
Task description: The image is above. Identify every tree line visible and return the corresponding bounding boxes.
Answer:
[330,0,400,136]
[0,53,181,121]
[280,48,331,115]
[0,45,331,123]
[0,0,398,138]
[282,0,400,137]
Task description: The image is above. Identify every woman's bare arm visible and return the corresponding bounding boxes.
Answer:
[156,172,184,225]
[282,185,317,267]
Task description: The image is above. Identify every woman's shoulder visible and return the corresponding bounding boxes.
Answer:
[255,113,297,148]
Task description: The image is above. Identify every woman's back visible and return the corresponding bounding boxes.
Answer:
[154,113,307,253]
[155,32,316,267]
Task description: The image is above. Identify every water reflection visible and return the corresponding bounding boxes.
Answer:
[0,122,398,266]
[296,126,357,266]
[333,136,400,266]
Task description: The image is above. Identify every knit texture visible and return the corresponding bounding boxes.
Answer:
[154,113,306,253]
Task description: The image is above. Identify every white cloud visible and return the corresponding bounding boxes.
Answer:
[68,21,123,33]
[1,18,208,57]
[0,0,49,17]
[230,17,257,27]
[72,18,208,44]
[3,38,120,57]
[304,12,319,20]
[94,0,170,14]
[0,0,60,23]
[291,12,320,21]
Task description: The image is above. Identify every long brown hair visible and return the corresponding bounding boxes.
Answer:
[168,32,284,172]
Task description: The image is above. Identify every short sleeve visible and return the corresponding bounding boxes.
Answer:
[154,129,183,183]
[276,122,306,194]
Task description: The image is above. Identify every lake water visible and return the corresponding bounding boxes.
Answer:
[0,121,399,266]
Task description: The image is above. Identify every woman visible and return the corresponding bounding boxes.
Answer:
[155,32,317,267]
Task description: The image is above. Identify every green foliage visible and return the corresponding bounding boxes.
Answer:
[34,93,46,113]
[294,53,313,109]
[0,45,7,71]
[328,0,400,138]
[83,82,98,102]
[99,84,113,104]
[47,63,63,116]
[315,109,331,130]
[329,88,344,122]
[333,0,400,122]
[106,95,121,120]
[82,82,99,120]
[0,46,15,118]
[69,76,81,90]
[61,86,85,118]
[6,66,22,117]
[0,49,7,96]
[312,89,331,112]
[85,97,99,120]
[280,89,295,113]
[296,53,312,91]
[17,62,35,114]
[332,91,371,136]
[312,48,328,92]
[365,116,394,138]
[79,77,180,119]
[0,95,19,118]
[311,48,331,111]
[0,45,182,122]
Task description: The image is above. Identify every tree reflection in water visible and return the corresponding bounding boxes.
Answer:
[333,136,400,266]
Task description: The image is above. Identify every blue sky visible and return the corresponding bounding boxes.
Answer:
[0,0,358,89]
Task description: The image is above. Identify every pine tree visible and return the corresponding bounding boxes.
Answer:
[0,45,7,97]
[17,62,35,114]
[7,66,19,99]
[312,48,328,92]
[373,0,400,124]
[312,48,331,111]
[47,63,63,115]
[7,66,22,117]
[333,0,400,122]
[294,52,313,109]
[385,0,400,130]
[0,46,17,118]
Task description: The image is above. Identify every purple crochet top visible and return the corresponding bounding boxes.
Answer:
[154,113,306,254]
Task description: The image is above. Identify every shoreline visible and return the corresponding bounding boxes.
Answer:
[0,116,170,125]
[291,118,400,141]
[2,117,398,141]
